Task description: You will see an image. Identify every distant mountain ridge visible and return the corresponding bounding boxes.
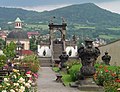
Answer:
[0,3,120,26]
[39,3,120,26]
[0,7,40,22]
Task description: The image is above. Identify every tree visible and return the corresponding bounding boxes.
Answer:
[3,41,16,60]
[30,36,38,52]
[0,38,5,49]
[0,55,7,68]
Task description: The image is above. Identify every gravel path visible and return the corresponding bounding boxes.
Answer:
[37,67,80,92]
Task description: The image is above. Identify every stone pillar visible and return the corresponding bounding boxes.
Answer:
[62,23,67,51]
[37,45,40,54]
[49,24,54,65]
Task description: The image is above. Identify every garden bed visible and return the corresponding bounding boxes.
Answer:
[0,55,40,92]
[52,60,120,91]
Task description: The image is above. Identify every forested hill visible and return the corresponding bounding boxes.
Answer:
[0,3,120,26]
[0,7,40,23]
[39,3,120,26]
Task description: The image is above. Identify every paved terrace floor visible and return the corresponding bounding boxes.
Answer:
[37,67,80,92]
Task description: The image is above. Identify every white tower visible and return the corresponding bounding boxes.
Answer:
[15,17,22,29]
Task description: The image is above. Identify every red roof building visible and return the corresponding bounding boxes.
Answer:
[20,50,33,55]
[0,31,7,40]
[27,31,39,38]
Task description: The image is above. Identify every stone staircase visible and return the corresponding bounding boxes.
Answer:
[39,43,63,67]
[53,43,63,61]
[39,57,52,67]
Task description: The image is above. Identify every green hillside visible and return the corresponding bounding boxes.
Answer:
[0,3,120,26]
[0,7,40,23]
[1,3,120,42]
[39,3,120,27]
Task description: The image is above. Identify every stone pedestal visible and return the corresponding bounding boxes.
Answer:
[61,68,67,72]
[75,39,102,91]
[70,77,104,92]
[78,77,104,92]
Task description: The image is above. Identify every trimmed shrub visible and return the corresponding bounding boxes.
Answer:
[68,64,82,81]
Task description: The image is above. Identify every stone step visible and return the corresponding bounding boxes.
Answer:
[53,47,62,49]
[40,60,51,63]
[54,52,62,54]
[53,44,63,46]
[40,62,51,64]
[39,57,51,60]
[39,57,52,67]
[53,46,62,48]
[54,56,61,58]
[53,49,62,51]
[78,85,104,92]
[54,51,62,52]
[40,62,52,67]
[53,53,62,55]
[40,63,52,67]
[54,55,62,57]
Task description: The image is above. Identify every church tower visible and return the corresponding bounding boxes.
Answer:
[7,17,29,50]
[15,17,22,29]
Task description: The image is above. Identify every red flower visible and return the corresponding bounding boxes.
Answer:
[99,65,103,68]
[115,79,120,83]
[105,70,109,72]
[111,73,116,77]
[104,66,108,70]
[93,73,97,80]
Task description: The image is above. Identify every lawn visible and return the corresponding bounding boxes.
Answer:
[107,27,120,31]
[25,24,48,30]
[74,24,95,30]
[52,67,60,72]
[62,74,72,86]
[99,35,120,39]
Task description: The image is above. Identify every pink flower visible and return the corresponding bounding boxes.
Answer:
[33,73,38,78]
[29,77,32,80]
[26,71,31,74]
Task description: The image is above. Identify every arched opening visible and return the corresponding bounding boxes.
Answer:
[43,50,46,56]
[68,49,72,56]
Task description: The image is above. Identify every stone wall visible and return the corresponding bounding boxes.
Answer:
[6,39,29,50]
[38,45,51,57]
[97,40,120,66]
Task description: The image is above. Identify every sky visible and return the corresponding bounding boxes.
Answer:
[0,0,120,14]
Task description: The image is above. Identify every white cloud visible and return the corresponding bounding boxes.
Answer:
[97,1,120,14]
[20,4,72,12]
[21,2,120,14]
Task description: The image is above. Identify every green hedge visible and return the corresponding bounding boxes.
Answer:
[68,64,82,81]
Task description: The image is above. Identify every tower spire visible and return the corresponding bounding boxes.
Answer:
[15,17,22,29]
